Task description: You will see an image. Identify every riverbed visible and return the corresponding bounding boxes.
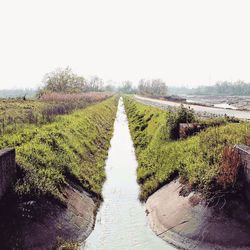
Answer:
[83,98,174,250]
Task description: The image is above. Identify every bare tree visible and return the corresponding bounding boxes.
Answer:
[138,78,167,96]
[88,76,104,91]
[119,81,135,94]
[42,67,87,93]
[151,79,168,96]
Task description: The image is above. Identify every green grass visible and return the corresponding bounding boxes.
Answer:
[0,93,112,136]
[1,97,118,203]
[124,97,250,201]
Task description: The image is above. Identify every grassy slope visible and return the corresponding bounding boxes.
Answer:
[124,97,250,201]
[0,92,112,136]
[0,97,118,202]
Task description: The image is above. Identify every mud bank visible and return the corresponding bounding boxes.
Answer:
[146,179,250,250]
[0,184,98,249]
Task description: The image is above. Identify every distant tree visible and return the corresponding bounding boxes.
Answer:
[188,80,250,96]
[151,79,168,96]
[138,78,167,96]
[88,76,104,92]
[119,81,135,94]
[42,67,87,93]
[104,84,117,92]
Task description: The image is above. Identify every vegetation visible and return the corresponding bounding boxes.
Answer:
[0,97,118,203]
[138,78,168,96]
[170,81,250,96]
[118,81,136,94]
[124,97,250,201]
[0,92,112,136]
[40,67,104,94]
[167,104,196,140]
[56,238,80,250]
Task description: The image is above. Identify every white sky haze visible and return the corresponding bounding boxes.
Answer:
[0,0,250,89]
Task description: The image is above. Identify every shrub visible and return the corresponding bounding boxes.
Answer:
[167,104,195,140]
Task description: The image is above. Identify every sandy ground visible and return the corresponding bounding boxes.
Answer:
[146,179,250,250]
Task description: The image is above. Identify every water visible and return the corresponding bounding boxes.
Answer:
[83,98,174,250]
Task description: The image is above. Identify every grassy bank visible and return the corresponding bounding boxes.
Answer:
[0,92,112,136]
[0,96,118,203]
[124,97,250,201]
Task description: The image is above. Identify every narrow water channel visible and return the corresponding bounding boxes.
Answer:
[83,98,174,250]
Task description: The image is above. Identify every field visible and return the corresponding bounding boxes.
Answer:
[0,95,118,203]
[124,97,250,201]
[0,92,112,136]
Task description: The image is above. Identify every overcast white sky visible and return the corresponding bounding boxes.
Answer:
[0,0,250,89]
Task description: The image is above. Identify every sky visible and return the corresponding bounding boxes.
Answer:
[0,0,250,89]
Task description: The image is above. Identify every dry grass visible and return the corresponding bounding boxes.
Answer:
[40,92,112,102]
[217,146,241,189]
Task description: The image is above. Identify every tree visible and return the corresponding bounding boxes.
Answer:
[138,78,168,96]
[119,81,135,94]
[88,76,104,92]
[42,67,87,93]
[104,84,116,92]
[151,79,168,96]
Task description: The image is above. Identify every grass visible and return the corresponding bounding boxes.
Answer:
[124,96,250,201]
[0,96,118,203]
[0,92,112,136]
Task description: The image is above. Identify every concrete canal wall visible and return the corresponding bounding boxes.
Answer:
[235,144,250,200]
[0,148,16,199]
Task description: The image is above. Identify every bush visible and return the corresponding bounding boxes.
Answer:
[167,104,195,140]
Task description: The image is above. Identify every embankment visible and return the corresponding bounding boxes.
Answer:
[124,96,250,249]
[0,96,118,249]
[146,179,250,249]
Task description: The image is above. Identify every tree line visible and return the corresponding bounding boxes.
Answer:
[170,81,250,96]
[191,81,250,96]
[39,67,168,96]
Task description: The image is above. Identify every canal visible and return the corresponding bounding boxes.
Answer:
[83,98,174,250]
